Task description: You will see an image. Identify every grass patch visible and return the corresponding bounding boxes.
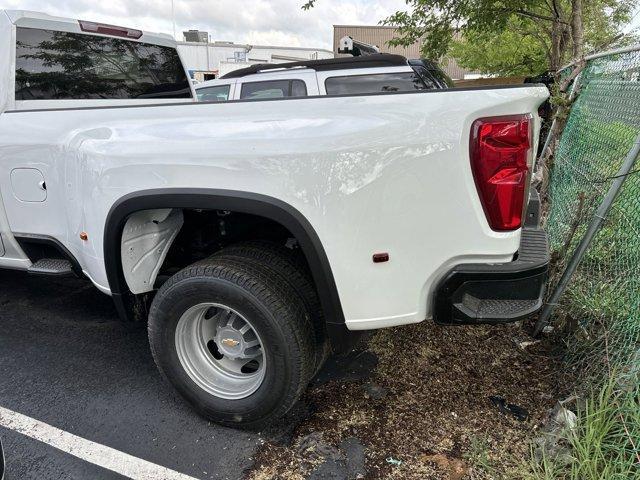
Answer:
[528,375,640,480]
[466,374,640,480]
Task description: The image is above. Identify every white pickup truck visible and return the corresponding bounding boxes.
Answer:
[0,10,550,429]
[194,56,454,102]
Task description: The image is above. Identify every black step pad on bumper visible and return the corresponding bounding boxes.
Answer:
[433,228,550,325]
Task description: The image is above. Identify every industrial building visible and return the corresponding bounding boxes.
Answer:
[177,31,334,82]
[177,25,479,83]
[333,25,479,80]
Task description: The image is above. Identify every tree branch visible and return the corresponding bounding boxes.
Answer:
[543,0,555,15]
[513,9,569,25]
[570,0,584,58]
[559,60,585,92]
[524,27,553,64]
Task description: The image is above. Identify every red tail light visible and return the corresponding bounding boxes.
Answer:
[470,115,532,231]
[79,20,143,39]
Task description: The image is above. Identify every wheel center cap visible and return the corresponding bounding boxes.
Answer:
[221,338,240,348]
[215,327,244,357]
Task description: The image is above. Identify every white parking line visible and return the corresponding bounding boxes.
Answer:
[0,406,199,480]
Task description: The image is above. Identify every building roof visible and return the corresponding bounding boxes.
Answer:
[333,24,399,29]
[176,40,333,55]
[221,54,408,79]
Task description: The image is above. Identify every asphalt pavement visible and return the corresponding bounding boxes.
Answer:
[0,269,270,480]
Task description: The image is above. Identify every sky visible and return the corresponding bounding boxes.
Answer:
[1,0,407,49]
[3,1,639,50]
[625,4,640,33]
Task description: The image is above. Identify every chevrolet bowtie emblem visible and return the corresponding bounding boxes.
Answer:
[222,338,240,348]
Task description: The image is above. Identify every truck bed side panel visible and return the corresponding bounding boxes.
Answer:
[0,87,549,329]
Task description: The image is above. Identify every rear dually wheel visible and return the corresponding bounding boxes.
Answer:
[148,255,315,429]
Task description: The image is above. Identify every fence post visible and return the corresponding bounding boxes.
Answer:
[532,133,640,337]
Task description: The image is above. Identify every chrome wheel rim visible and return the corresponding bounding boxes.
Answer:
[175,303,266,400]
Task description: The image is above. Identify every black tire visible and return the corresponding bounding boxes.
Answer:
[213,241,330,372]
[148,256,315,429]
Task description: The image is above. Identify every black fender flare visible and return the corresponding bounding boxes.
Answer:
[104,188,346,326]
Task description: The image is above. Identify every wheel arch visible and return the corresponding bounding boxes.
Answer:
[104,188,346,326]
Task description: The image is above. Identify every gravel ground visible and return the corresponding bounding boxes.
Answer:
[247,322,563,479]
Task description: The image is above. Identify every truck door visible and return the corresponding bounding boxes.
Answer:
[0,18,193,272]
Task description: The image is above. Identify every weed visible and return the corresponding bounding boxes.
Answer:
[528,375,639,480]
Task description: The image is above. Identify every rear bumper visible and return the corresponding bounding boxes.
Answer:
[433,194,549,325]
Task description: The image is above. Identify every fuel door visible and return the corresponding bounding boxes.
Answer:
[10,168,47,202]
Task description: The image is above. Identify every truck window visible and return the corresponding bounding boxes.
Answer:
[325,72,427,95]
[15,27,192,100]
[408,59,455,89]
[427,68,454,89]
[240,80,307,100]
[197,85,231,102]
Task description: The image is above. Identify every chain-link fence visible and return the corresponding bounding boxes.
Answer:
[542,45,640,388]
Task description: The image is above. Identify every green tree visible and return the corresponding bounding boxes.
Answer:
[448,17,549,76]
[303,0,634,76]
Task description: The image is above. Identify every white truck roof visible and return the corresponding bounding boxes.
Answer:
[196,68,318,89]
[194,55,416,92]
[3,9,176,48]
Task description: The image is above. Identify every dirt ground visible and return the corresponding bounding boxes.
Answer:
[247,321,563,480]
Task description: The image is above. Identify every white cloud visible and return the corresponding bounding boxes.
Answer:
[3,0,407,49]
